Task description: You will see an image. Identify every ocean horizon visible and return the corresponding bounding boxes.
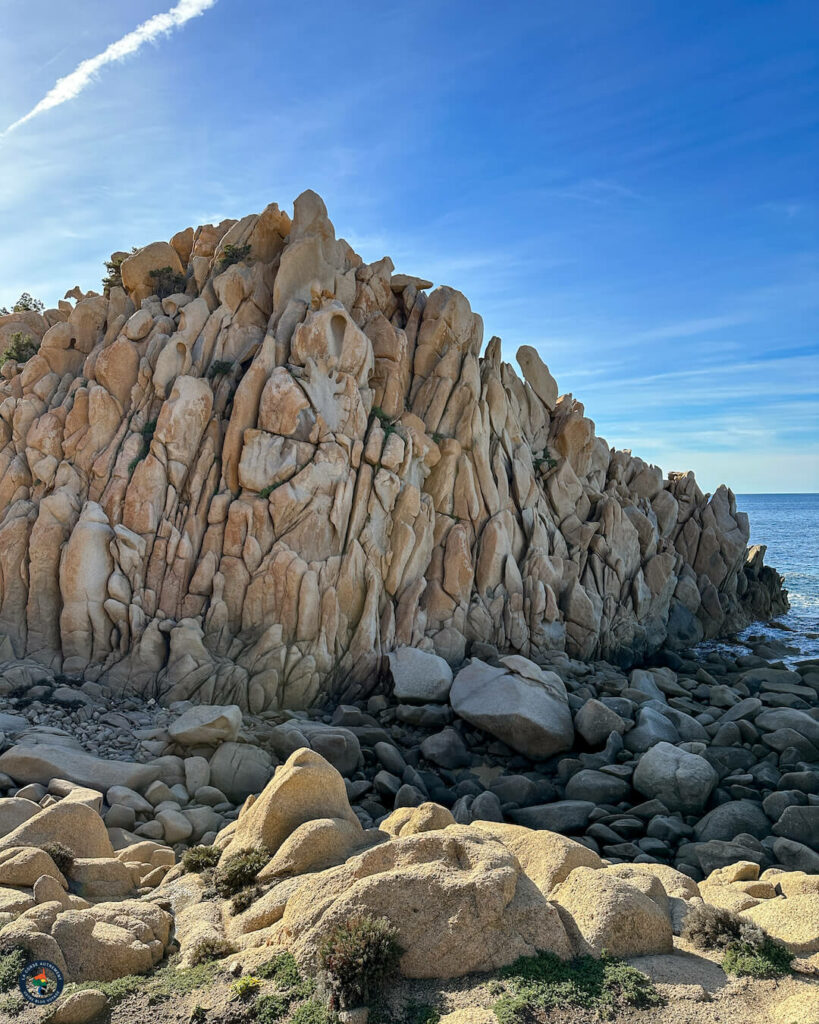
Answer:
[734,492,818,661]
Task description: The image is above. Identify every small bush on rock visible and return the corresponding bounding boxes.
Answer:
[187,936,235,965]
[217,243,251,270]
[1,330,38,367]
[231,974,261,1001]
[722,937,794,978]
[230,884,262,915]
[682,903,765,951]
[148,266,186,299]
[255,992,290,1023]
[42,840,75,874]
[289,999,337,1024]
[182,845,221,873]
[319,914,402,1009]
[214,847,269,896]
[491,952,663,1022]
[0,947,27,993]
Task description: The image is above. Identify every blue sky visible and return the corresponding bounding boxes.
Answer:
[1,0,817,493]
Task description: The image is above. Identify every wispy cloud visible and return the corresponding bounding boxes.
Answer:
[2,0,218,135]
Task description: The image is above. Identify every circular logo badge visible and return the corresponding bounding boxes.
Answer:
[18,960,64,1005]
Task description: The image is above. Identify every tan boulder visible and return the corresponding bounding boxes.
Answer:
[765,871,819,898]
[741,894,819,954]
[699,884,760,914]
[121,242,184,306]
[47,988,108,1024]
[551,866,673,958]
[219,748,360,861]
[0,800,114,858]
[381,803,456,837]
[67,857,134,900]
[0,796,41,837]
[516,345,558,411]
[276,826,574,978]
[706,861,760,885]
[0,917,68,975]
[0,847,67,888]
[51,900,173,981]
[471,821,602,895]
[257,817,379,881]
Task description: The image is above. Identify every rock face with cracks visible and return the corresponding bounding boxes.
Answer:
[0,190,786,711]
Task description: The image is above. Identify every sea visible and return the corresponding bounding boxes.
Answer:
[731,493,819,663]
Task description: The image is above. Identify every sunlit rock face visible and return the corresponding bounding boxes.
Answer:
[0,190,787,710]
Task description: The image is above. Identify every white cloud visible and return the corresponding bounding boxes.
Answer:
[2,0,218,134]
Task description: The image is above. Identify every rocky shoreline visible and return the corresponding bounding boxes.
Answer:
[0,627,816,884]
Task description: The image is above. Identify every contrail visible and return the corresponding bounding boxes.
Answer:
[3,0,218,134]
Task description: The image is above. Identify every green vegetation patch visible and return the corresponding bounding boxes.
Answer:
[42,840,75,875]
[319,914,402,1010]
[148,265,187,299]
[491,951,664,1022]
[218,243,252,270]
[68,960,221,1006]
[214,847,269,896]
[1,330,39,367]
[207,359,235,379]
[182,844,222,873]
[0,947,28,993]
[722,937,794,978]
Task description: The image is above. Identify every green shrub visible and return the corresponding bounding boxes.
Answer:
[319,914,402,1009]
[0,947,27,993]
[231,974,261,1001]
[255,992,291,1023]
[1,330,38,367]
[102,250,137,295]
[182,845,222,873]
[189,1006,207,1024]
[128,418,158,475]
[187,935,234,966]
[404,1003,441,1024]
[0,292,44,315]
[681,902,765,951]
[290,999,336,1024]
[230,884,262,914]
[257,951,303,988]
[722,937,794,978]
[0,993,23,1017]
[207,359,234,379]
[148,266,187,299]
[218,243,251,270]
[491,951,663,1022]
[42,840,75,875]
[214,847,269,896]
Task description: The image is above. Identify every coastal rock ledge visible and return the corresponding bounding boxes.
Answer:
[0,190,787,710]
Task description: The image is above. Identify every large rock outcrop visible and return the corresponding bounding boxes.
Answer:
[0,191,787,710]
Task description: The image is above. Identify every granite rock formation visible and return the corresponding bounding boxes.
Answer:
[0,191,787,711]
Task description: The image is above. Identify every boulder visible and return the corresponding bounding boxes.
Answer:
[388,647,454,704]
[274,827,574,977]
[121,241,184,306]
[551,865,673,957]
[450,657,574,759]
[773,806,819,847]
[51,900,173,981]
[168,704,242,746]
[0,797,41,837]
[632,742,718,814]
[48,989,108,1024]
[741,894,819,954]
[0,801,113,858]
[694,800,771,842]
[0,847,67,888]
[219,748,361,861]
[472,822,603,894]
[208,742,273,803]
[0,745,161,792]
[268,722,361,776]
[564,769,630,804]
[574,699,627,747]
[381,803,456,837]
